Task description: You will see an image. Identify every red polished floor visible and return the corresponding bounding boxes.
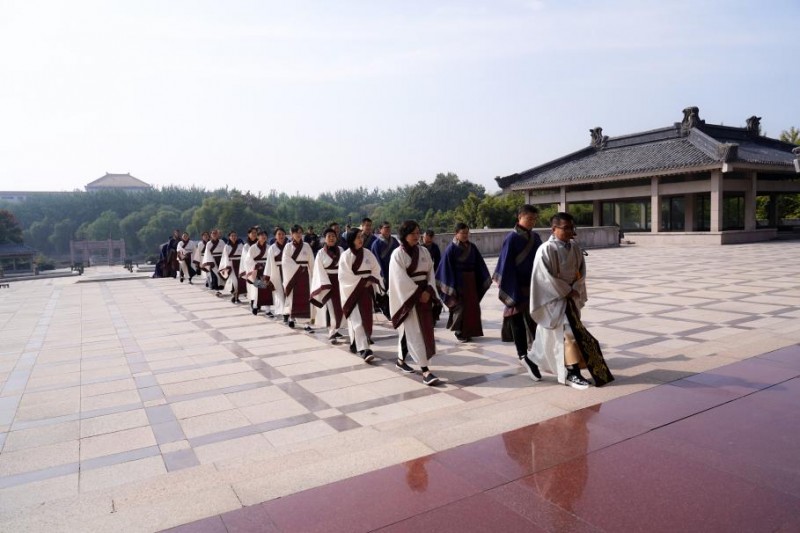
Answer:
[163,345,800,533]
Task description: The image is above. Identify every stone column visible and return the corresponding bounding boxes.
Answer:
[650,177,661,232]
[592,201,601,226]
[684,194,695,231]
[710,170,723,232]
[744,172,757,231]
[559,186,567,212]
[614,203,621,226]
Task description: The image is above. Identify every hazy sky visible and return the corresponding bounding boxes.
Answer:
[1,0,798,195]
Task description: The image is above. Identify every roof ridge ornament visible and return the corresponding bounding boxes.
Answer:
[590,127,608,149]
[746,115,762,137]
[681,106,704,135]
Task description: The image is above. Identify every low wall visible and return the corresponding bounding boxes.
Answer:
[625,228,778,246]
[432,226,620,256]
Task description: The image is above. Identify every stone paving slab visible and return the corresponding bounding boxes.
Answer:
[1,242,799,531]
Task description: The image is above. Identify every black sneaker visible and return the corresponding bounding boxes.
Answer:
[360,349,375,363]
[520,355,541,382]
[333,332,344,339]
[266,311,274,318]
[304,324,313,332]
[565,373,590,390]
[349,342,357,354]
[180,276,184,283]
[283,315,289,323]
[422,372,440,386]
[251,307,258,316]
[395,360,415,374]
[288,320,295,329]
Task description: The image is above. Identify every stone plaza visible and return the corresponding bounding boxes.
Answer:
[1,242,799,532]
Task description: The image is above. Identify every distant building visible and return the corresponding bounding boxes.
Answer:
[497,107,800,245]
[85,173,152,193]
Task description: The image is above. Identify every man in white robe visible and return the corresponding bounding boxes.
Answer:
[192,231,210,286]
[218,230,245,303]
[176,232,196,283]
[527,212,591,390]
[338,228,383,362]
[282,225,315,330]
[389,220,441,386]
[201,228,225,294]
[265,227,288,320]
[311,228,345,341]
[243,229,273,316]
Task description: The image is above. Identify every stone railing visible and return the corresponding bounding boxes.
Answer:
[431,226,620,256]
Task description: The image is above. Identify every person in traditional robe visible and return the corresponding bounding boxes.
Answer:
[241,226,259,260]
[328,221,348,249]
[303,226,321,256]
[436,223,492,342]
[265,227,288,319]
[493,204,543,379]
[370,221,399,290]
[311,228,345,341]
[192,231,210,286]
[243,229,274,316]
[165,229,181,278]
[389,220,441,386]
[361,218,376,250]
[421,229,443,323]
[338,228,383,362]
[219,230,246,303]
[176,232,196,284]
[202,228,225,295]
[282,225,315,330]
[527,212,614,389]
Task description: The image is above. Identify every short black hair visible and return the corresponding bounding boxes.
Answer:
[398,220,419,242]
[290,224,303,234]
[453,222,468,233]
[274,226,286,235]
[322,227,337,238]
[257,229,268,236]
[518,204,539,217]
[550,212,575,226]
[346,228,362,250]
[424,229,436,237]
[248,226,259,233]
[362,217,372,224]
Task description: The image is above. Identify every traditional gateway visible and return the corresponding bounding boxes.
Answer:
[497,107,800,245]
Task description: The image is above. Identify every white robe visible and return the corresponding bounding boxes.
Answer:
[388,245,439,365]
[338,248,383,352]
[311,246,344,335]
[242,241,270,307]
[282,240,314,319]
[218,240,244,295]
[201,239,225,286]
[176,239,196,279]
[265,242,287,315]
[528,235,587,384]
[191,240,208,282]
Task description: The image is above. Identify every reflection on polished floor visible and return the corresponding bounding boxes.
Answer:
[167,344,800,532]
[1,242,799,531]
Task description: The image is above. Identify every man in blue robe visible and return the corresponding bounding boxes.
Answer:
[370,221,399,289]
[492,204,543,378]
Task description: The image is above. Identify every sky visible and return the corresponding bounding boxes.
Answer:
[1,0,799,196]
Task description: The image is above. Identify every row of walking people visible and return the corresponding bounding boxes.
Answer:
[165,207,613,389]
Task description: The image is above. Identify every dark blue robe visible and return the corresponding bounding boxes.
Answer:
[492,225,542,310]
[370,235,399,287]
[421,242,442,273]
[435,240,491,306]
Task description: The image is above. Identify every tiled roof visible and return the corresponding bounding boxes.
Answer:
[0,243,38,257]
[499,120,799,190]
[86,173,151,189]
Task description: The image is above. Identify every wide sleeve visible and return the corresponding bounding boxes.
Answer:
[530,244,569,328]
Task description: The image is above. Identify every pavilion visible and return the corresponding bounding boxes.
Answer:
[497,107,800,245]
[85,172,152,192]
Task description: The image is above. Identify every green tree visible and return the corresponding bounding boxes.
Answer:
[780,127,800,145]
[85,210,122,240]
[0,209,24,244]
[48,219,78,254]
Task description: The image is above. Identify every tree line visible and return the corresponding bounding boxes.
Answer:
[1,173,524,260]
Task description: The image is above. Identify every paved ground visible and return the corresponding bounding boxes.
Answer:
[1,241,799,532]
